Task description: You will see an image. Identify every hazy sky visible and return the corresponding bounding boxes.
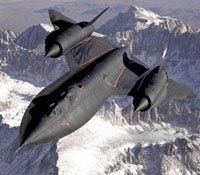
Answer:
[0,0,200,8]
[0,0,200,32]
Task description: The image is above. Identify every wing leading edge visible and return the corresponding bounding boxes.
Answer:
[113,52,149,95]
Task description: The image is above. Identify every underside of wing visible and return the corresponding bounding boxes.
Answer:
[49,9,76,29]
[112,52,149,95]
[67,36,116,69]
[167,79,196,99]
[123,52,149,76]
[113,68,139,95]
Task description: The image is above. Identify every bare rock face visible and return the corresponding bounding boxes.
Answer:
[98,6,193,35]
[14,23,53,50]
[0,24,68,87]
[99,6,200,92]
[105,136,200,175]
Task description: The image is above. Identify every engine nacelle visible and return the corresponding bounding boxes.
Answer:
[131,66,168,112]
[45,24,94,58]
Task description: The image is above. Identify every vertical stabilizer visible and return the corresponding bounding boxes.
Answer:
[48,9,76,29]
[160,47,168,69]
[89,7,109,25]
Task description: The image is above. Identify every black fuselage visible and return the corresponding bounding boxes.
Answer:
[20,47,134,146]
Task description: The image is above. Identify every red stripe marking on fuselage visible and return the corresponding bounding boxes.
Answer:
[106,67,127,88]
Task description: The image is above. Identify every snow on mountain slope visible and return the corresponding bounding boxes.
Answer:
[0,73,42,126]
[105,136,200,175]
[0,25,68,87]
[98,6,193,35]
[99,6,200,95]
[0,73,194,175]
[150,7,200,30]
[0,5,200,175]
[0,29,17,45]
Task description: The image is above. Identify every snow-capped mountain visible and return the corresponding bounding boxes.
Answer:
[0,29,17,52]
[0,24,67,87]
[0,30,17,44]
[99,6,200,95]
[98,6,193,34]
[0,5,200,175]
[150,7,200,30]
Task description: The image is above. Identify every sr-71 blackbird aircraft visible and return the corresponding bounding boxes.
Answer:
[19,8,196,146]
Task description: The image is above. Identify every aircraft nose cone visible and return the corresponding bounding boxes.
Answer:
[21,126,47,146]
[21,116,69,147]
[21,120,50,146]
[45,44,60,58]
[134,98,149,112]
